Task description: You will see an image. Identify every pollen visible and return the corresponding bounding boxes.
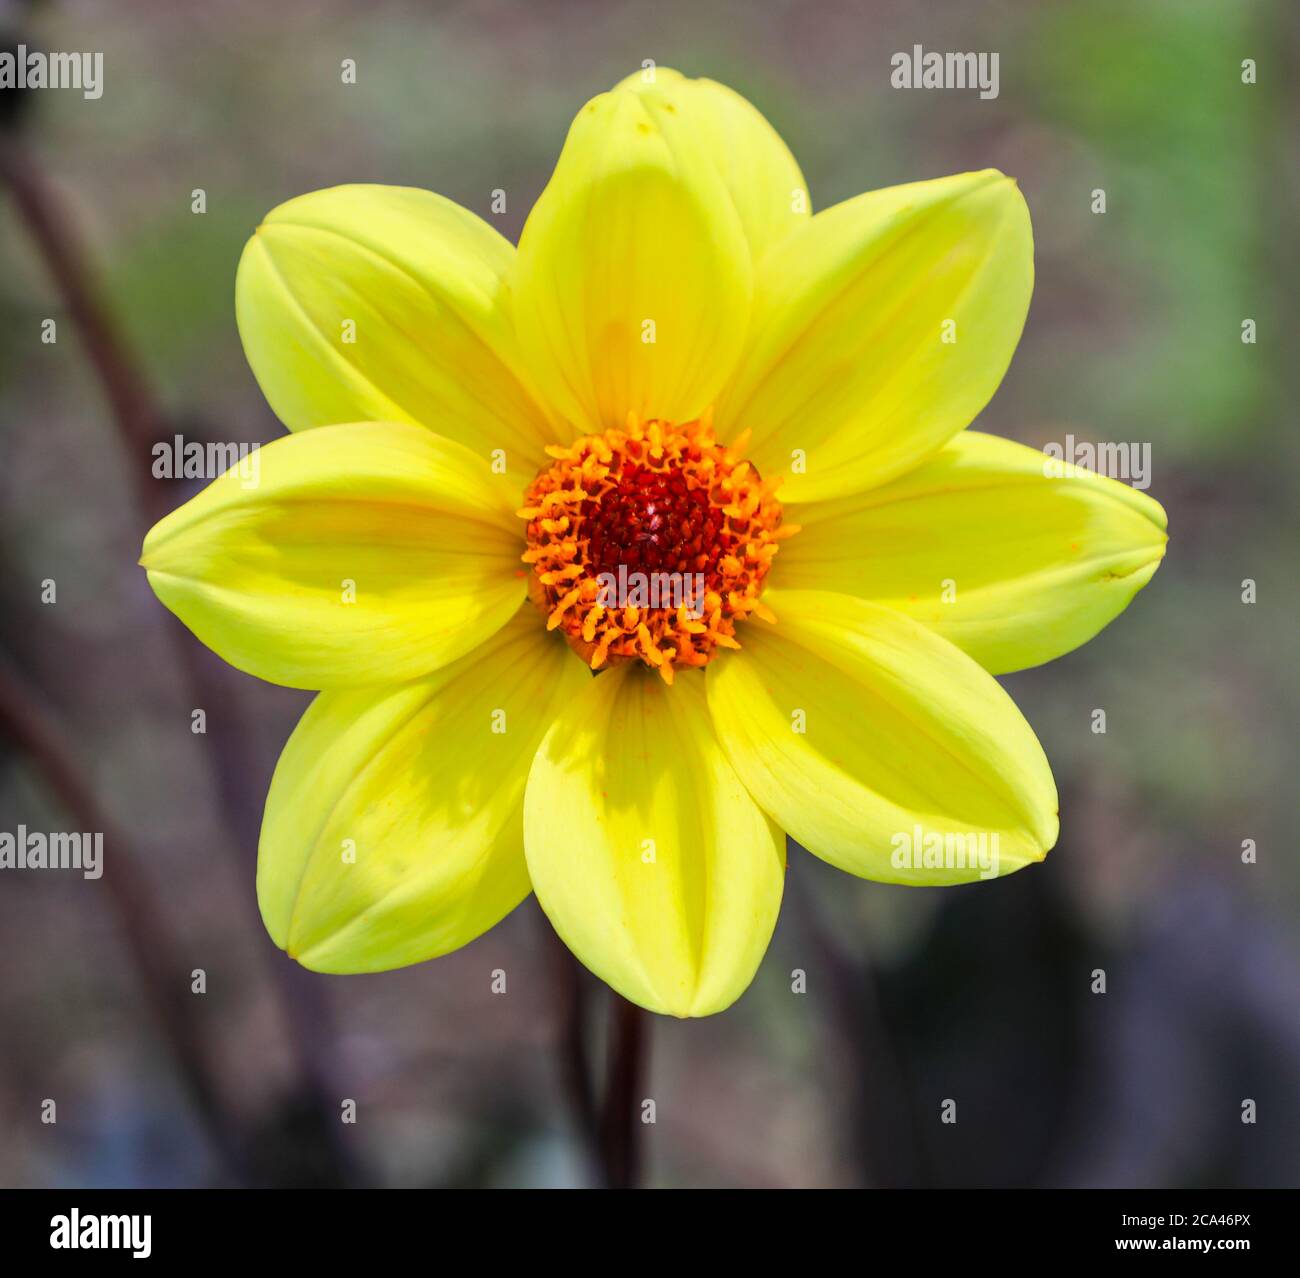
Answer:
[519,412,797,684]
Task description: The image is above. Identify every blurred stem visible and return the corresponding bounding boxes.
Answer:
[543,920,650,1188]
[0,138,161,452]
[600,993,649,1189]
[0,653,246,1181]
[0,135,355,1183]
[542,923,600,1169]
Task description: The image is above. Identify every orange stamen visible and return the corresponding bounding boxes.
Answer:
[520,415,792,684]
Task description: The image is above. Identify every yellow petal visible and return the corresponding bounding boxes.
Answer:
[511,86,753,435]
[258,614,588,973]
[236,184,555,478]
[141,422,524,689]
[706,590,1058,884]
[716,170,1033,503]
[524,664,784,1017]
[776,431,1168,673]
[611,67,809,262]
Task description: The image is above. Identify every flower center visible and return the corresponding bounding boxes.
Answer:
[519,413,795,684]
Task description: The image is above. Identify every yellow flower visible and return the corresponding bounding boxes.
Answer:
[140,69,1166,1017]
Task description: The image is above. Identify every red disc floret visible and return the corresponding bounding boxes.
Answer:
[584,464,730,580]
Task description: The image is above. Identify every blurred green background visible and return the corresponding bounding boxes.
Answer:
[0,0,1296,1187]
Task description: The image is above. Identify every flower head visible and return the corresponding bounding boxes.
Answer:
[140,68,1166,1016]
